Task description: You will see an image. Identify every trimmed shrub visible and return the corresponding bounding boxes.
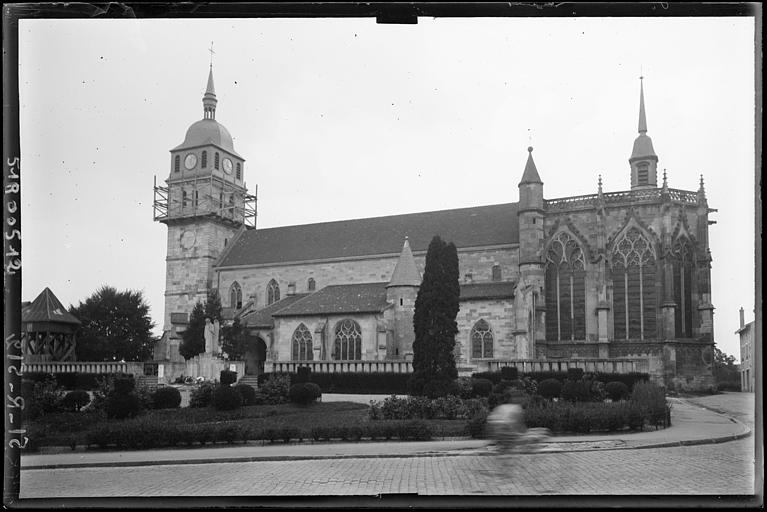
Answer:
[220,370,237,387]
[471,378,493,397]
[561,378,593,403]
[105,393,142,420]
[466,412,488,439]
[295,366,311,384]
[258,371,410,395]
[61,389,90,412]
[189,381,217,408]
[630,381,669,429]
[234,383,257,406]
[451,377,474,399]
[605,381,630,401]
[567,367,585,381]
[500,366,519,381]
[288,383,321,405]
[258,374,291,405]
[113,374,136,395]
[151,386,182,409]
[212,385,243,410]
[23,375,64,420]
[537,378,562,399]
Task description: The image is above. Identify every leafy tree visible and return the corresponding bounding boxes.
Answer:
[179,290,223,360]
[713,346,740,387]
[409,236,460,396]
[221,317,247,360]
[70,286,157,361]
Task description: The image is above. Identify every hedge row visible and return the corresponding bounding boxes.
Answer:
[72,419,434,451]
[471,371,649,389]
[258,372,411,395]
[24,373,118,391]
[369,395,487,420]
[524,400,670,433]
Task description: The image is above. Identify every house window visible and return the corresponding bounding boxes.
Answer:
[174,155,180,172]
[292,323,314,360]
[182,190,188,208]
[214,152,220,170]
[334,319,362,360]
[230,281,242,309]
[471,319,494,359]
[492,264,502,281]
[545,231,586,341]
[673,238,695,338]
[266,279,280,305]
[611,227,657,340]
[194,190,198,209]
[201,151,208,168]
[236,163,241,180]
[308,278,316,291]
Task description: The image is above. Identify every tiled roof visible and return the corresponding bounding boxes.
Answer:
[22,288,81,325]
[272,283,390,317]
[218,202,519,268]
[459,281,516,301]
[241,293,312,328]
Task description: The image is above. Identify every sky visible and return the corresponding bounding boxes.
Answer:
[18,15,756,361]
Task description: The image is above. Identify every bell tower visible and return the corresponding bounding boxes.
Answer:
[153,59,256,358]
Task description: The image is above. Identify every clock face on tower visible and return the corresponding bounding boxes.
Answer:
[184,153,197,170]
[223,158,233,174]
[180,229,196,250]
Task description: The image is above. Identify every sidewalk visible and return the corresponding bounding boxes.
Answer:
[20,396,752,470]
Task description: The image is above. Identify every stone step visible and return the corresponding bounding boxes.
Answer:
[237,376,260,389]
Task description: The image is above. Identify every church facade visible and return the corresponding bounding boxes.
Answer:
[154,66,716,391]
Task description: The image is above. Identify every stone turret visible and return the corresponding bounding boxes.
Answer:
[386,238,421,360]
[630,77,659,189]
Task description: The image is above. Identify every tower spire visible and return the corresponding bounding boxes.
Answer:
[638,75,648,134]
[203,42,218,120]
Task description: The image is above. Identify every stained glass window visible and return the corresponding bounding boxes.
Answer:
[334,319,362,360]
[471,319,494,358]
[292,323,314,360]
[611,227,657,340]
[545,231,586,341]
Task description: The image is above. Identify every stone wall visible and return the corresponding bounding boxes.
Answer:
[215,246,519,310]
[455,298,518,364]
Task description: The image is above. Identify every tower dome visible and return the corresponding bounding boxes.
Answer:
[172,65,241,158]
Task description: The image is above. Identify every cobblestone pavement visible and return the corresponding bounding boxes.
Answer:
[21,437,754,498]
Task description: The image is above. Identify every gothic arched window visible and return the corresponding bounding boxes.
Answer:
[308,278,316,291]
[214,152,220,170]
[236,163,242,180]
[334,319,362,360]
[201,151,208,168]
[492,264,502,282]
[182,190,188,208]
[266,279,280,305]
[230,281,242,309]
[292,323,314,360]
[611,227,657,340]
[471,319,494,359]
[545,231,586,341]
[673,238,695,338]
[174,155,180,172]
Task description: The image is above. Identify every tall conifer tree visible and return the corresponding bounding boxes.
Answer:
[410,236,460,395]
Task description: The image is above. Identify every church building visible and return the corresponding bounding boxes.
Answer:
[153,64,717,391]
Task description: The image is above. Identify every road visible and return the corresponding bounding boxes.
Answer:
[19,392,758,499]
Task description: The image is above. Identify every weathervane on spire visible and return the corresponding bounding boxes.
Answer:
[208,41,215,68]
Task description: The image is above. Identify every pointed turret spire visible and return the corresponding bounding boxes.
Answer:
[629,76,658,189]
[388,237,422,287]
[638,76,648,134]
[203,42,218,120]
[519,146,543,185]
[698,174,707,203]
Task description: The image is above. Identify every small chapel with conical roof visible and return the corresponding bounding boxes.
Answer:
[153,67,717,391]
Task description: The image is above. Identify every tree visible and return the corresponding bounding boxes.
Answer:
[69,286,157,362]
[713,346,740,388]
[221,317,247,360]
[409,235,460,396]
[179,289,223,360]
